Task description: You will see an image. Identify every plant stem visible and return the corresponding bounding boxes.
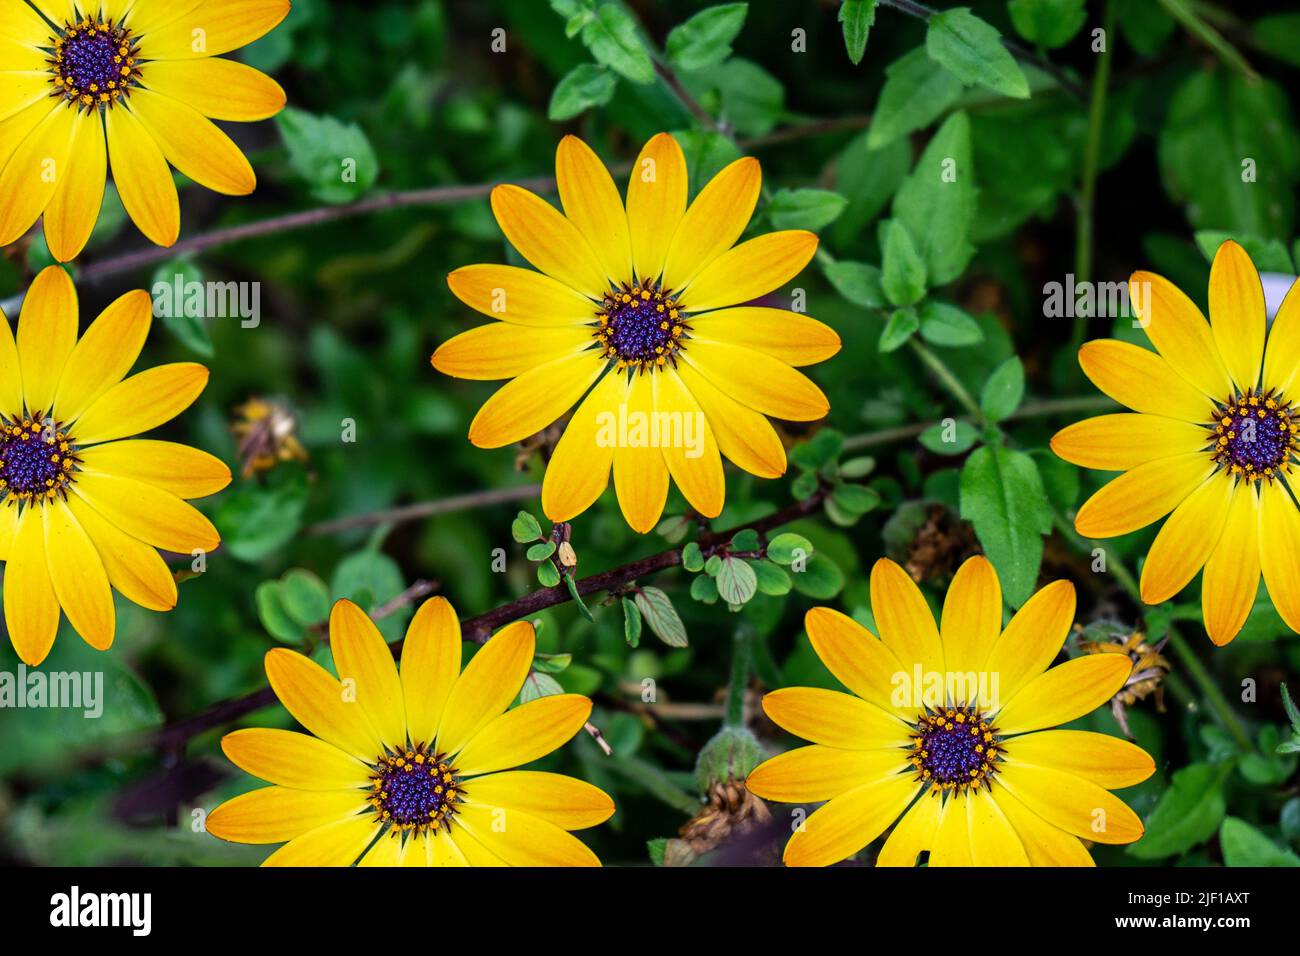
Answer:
[1071,0,1114,352]
[724,623,754,728]
[908,338,984,423]
[305,484,541,535]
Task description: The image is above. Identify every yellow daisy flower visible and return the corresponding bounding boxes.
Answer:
[0,0,290,261]
[0,265,227,665]
[433,133,840,533]
[1052,240,1300,646]
[207,597,615,866]
[746,556,1153,867]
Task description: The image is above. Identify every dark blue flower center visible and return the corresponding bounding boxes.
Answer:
[51,18,139,109]
[368,746,460,833]
[595,281,688,371]
[0,417,77,504]
[1210,390,1296,481]
[910,706,1000,793]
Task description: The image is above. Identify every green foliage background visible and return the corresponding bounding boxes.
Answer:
[2,0,1300,867]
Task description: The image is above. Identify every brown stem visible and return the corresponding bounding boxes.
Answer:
[305,484,541,536]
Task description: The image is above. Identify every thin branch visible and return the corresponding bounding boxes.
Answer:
[305,484,541,536]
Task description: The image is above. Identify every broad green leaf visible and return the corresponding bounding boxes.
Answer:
[823,259,885,308]
[893,111,975,285]
[581,3,655,84]
[280,569,331,627]
[1194,230,1294,273]
[752,559,792,595]
[790,554,845,599]
[767,532,814,565]
[666,3,748,72]
[512,511,543,543]
[832,132,911,246]
[838,0,878,65]
[919,418,979,455]
[277,107,379,204]
[879,307,919,352]
[926,8,1029,99]
[715,557,758,606]
[548,63,617,120]
[918,301,983,347]
[519,671,565,704]
[149,259,213,357]
[331,549,410,641]
[256,581,303,643]
[1219,817,1300,867]
[1129,763,1227,859]
[867,47,964,149]
[980,356,1025,422]
[1008,0,1086,49]
[622,596,642,647]
[635,587,689,647]
[881,219,926,306]
[959,445,1052,605]
[767,188,848,231]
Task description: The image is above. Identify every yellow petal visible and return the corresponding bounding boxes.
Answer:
[1259,481,1300,634]
[454,803,601,866]
[626,132,687,285]
[490,184,608,298]
[260,814,380,867]
[662,156,761,291]
[435,620,534,756]
[455,694,592,777]
[1050,413,1209,471]
[981,578,1075,702]
[680,231,818,313]
[0,303,20,413]
[746,745,905,804]
[1077,339,1212,423]
[106,104,178,247]
[432,322,593,380]
[71,362,209,444]
[927,793,973,866]
[1073,452,1212,538]
[141,0,291,59]
[51,290,151,423]
[445,264,595,327]
[875,789,942,867]
[1202,482,1261,646]
[141,58,285,121]
[654,367,724,518]
[612,371,668,533]
[967,785,1029,866]
[357,831,406,867]
[206,787,368,845]
[682,339,828,421]
[263,647,384,761]
[126,88,255,194]
[675,359,786,478]
[64,493,176,612]
[121,0,205,34]
[461,771,614,831]
[540,369,625,523]
[444,824,506,866]
[556,135,631,284]
[870,558,945,676]
[1208,240,1265,393]
[400,596,462,747]
[0,71,56,122]
[940,555,1001,677]
[466,351,603,448]
[1140,470,1232,604]
[0,99,55,188]
[991,784,1095,866]
[688,307,841,367]
[803,606,907,714]
[1264,278,1300,396]
[328,599,406,748]
[761,686,908,749]
[0,105,75,247]
[70,470,218,553]
[43,500,114,650]
[43,108,106,263]
[2,506,59,665]
[783,774,918,867]
[17,265,78,415]
[220,727,372,789]
[996,762,1144,845]
[0,0,53,47]
[1130,270,1232,397]
[0,504,14,561]
[430,828,471,866]
[995,654,1131,735]
[1003,730,1155,789]
[78,440,232,500]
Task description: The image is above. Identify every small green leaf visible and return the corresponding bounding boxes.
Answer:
[730,529,760,552]
[1219,817,1300,867]
[823,259,885,308]
[879,307,920,352]
[548,63,617,121]
[980,356,1025,423]
[920,418,979,455]
[634,587,689,647]
[512,511,543,543]
[149,259,213,357]
[881,220,926,306]
[666,3,748,72]
[767,532,814,565]
[532,652,573,674]
[919,301,983,347]
[715,557,758,606]
[830,483,881,517]
[256,581,303,644]
[790,554,844,599]
[839,0,878,65]
[959,445,1053,606]
[790,429,844,470]
[767,188,848,231]
[752,559,792,596]
[537,562,561,587]
[690,574,719,604]
[581,3,655,84]
[277,107,379,203]
[622,596,643,647]
[839,456,876,479]
[1129,763,1228,859]
[526,541,557,561]
[867,47,964,149]
[926,8,1029,99]
[1008,0,1086,49]
[279,569,331,627]
[681,541,705,572]
[565,574,595,622]
[519,671,565,704]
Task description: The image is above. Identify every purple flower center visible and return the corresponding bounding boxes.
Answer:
[0,417,77,504]
[368,746,460,833]
[595,282,688,370]
[910,706,1000,792]
[52,18,139,109]
[1210,390,1296,481]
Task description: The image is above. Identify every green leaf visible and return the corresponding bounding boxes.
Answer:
[893,112,975,285]
[1282,683,1300,735]
[919,301,983,347]
[1219,817,1300,866]
[920,418,979,454]
[1007,0,1086,49]
[519,671,565,705]
[1194,231,1294,273]
[279,569,331,627]
[1156,0,1255,80]
[635,587,689,647]
[532,652,573,674]
[926,8,1029,99]
[622,597,642,647]
[767,188,848,231]
[790,429,843,470]
[868,47,965,149]
[838,0,878,65]
[715,557,758,606]
[1251,13,1300,68]
[830,483,881,517]
[331,549,409,641]
[980,356,1025,423]
[511,510,543,543]
[537,562,561,587]
[823,259,885,308]
[149,259,213,357]
[681,541,705,572]
[526,541,557,561]
[768,532,814,565]
[548,63,617,121]
[256,581,303,643]
[1129,763,1228,859]
[881,220,926,307]
[277,107,379,204]
[690,574,719,604]
[666,3,748,72]
[959,445,1052,605]
[730,529,760,551]
[791,554,845,599]
[752,559,792,596]
[879,308,919,353]
[832,132,911,246]
[216,470,308,562]
[683,58,783,137]
[581,3,655,84]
